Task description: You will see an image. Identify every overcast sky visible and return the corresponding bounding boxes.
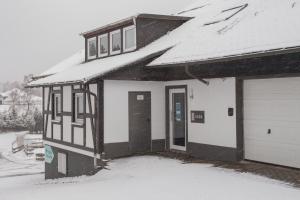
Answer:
[0,0,195,82]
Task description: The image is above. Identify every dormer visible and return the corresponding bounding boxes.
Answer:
[81,14,192,62]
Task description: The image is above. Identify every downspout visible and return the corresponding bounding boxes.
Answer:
[184,65,209,85]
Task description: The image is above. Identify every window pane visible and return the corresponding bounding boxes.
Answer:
[99,35,108,55]
[125,28,135,50]
[78,95,83,114]
[112,32,121,52]
[58,153,67,175]
[88,39,97,57]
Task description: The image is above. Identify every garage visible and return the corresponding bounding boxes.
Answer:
[244,77,300,168]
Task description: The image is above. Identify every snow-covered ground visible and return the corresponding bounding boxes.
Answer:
[0,154,300,200]
[0,132,44,178]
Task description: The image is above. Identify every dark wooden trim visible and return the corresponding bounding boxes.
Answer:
[236,78,244,160]
[86,84,95,149]
[98,80,104,153]
[60,86,63,141]
[149,46,300,68]
[165,85,188,151]
[83,85,87,147]
[45,138,94,152]
[44,86,52,138]
[42,87,45,138]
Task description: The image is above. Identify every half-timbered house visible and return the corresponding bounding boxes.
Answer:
[28,0,300,179]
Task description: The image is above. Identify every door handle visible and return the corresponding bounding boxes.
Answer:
[267,129,271,134]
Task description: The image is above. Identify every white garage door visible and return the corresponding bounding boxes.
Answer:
[244,77,300,168]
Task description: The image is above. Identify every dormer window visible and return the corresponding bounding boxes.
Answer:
[98,33,108,57]
[110,29,121,55]
[123,25,136,52]
[87,37,97,60]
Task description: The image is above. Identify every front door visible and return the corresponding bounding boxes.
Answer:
[169,88,186,151]
[128,92,151,154]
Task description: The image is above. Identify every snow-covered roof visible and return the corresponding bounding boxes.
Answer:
[37,50,85,78]
[29,0,300,86]
[28,46,170,86]
[148,0,300,66]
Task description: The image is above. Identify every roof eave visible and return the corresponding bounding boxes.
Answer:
[148,46,300,68]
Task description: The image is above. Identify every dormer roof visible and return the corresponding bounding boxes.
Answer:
[80,13,192,38]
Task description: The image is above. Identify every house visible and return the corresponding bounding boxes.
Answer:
[0,94,6,105]
[0,88,42,106]
[28,0,300,179]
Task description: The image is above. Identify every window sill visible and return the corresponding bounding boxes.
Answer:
[123,46,136,53]
[52,120,61,123]
[72,122,84,126]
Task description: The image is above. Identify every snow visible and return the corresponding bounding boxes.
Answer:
[0,88,42,105]
[37,50,85,78]
[28,47,169,86]
[29,0,300,86]
[0,156,300,200]
[149,0,300,66]
[0,132,44,179]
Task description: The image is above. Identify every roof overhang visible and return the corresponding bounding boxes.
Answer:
[147,46,300,68]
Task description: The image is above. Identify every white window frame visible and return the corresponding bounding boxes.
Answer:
[87,37,97,60]
[110,29,121,55]
[98,33,109,57]
[57,152,67,175]
[123,25,136,52]
[74,93,84,124]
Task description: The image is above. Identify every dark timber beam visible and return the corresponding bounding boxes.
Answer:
[44,87,52,138]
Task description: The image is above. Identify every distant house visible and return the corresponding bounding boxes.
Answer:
[0,94,6,105]
[28,0,300,179]
[0,88,42,106]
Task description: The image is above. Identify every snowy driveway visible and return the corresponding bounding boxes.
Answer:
[1,156,300,200]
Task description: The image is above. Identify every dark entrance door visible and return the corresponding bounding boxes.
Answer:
[172,93,186,147]
[128,92,151,154]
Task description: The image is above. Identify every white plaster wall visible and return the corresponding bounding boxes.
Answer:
[104,80,165,143]
[63,86,72,112]
[86,118,94,148]
[46,117,52,138]
[74,127,84,146]
[53,124,61,140]
[63,116,72,142]
[165,78,237,148]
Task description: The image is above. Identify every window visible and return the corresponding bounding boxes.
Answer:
[123,25,136,52]
[57,152,67,175]
[98,34,108,57]
[110,29,121,55]
[73,93,84,123]
[52,93,61,121]
[87,37,97,60]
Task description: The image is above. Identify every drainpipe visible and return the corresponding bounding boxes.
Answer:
[184,65,209,85]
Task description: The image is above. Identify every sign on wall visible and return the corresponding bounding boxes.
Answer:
[45,145,54,164]
[191,111,205,123]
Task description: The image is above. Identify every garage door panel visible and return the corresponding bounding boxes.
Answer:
[244,77,300,168]
[244,100,300,121]
[245,139,300,168]
[244,120,300,145]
